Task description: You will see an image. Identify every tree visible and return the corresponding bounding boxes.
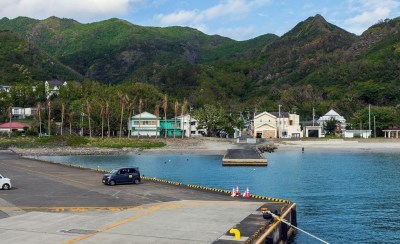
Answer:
[174,100,179,138]
[61,103,65,135]
[118,93,128,138]
[68,111,74,135]
[181,99,188,138]
[47,100,51,136]
[86,99,92,138]
[36,103,42,136]
[138,98,143,138]
[351,106,398,136]
[163,94,168,138]
[194,104,227,137]
[154,103,160,138]
[324,118,337,135]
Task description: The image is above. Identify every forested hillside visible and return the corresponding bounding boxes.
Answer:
[0,15,399,123]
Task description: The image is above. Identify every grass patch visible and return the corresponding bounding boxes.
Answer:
[0,136,165,149]
[89,138,165,149]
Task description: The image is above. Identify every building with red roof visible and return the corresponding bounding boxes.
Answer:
[0,122,30,132]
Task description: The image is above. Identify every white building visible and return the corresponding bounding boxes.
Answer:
[129,112,159,137]
[344,130,371,138]
[176,114,205,137]
[253,111,302,139]
[317,109,346,129]
[12,107,37,119]
[45,80,67,98]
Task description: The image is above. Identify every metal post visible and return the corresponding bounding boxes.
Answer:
[278,104,281,138]
[368,104,371,137]
[312,107,315,126]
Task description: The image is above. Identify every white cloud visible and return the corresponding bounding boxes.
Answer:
[344,0,400,34]
[0,0,142,21]
[154,0,271,40]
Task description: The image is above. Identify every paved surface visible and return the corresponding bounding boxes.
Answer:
[0,149,289,243]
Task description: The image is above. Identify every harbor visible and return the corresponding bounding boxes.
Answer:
[0,149,295,243]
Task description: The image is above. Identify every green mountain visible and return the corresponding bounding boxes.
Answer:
[0,30,82,83]
[0,15,399,118]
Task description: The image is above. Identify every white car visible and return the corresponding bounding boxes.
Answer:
[0,174,11,190]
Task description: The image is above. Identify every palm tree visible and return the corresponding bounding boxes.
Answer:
[47,100,51,136]
[181,99,188,138]
[154,103,160,138]
[86,99,92,138]
[118,93,127,138]
[106,101,110,137]
[174,100,179,138]
[36,103,42,136]
[61,103,65,136]
[68,111,74,135]
[126,97,135,138]
[100,104,105,139]
[163,94,168,138]
[7,105,12,137]
[138,98,143,138]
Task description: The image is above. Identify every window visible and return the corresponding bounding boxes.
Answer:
[190,121,196,125]
[289,120,293,125]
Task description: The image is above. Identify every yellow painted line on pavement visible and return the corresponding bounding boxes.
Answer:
[64,205,162,244]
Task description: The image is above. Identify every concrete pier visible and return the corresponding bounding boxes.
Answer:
[222,148,267,166]
[0,149,293,243]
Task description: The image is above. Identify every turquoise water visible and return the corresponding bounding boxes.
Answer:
[39,151,400,243]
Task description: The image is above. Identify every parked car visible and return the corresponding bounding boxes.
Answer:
[102,167,141,186]
[0,174,11,190]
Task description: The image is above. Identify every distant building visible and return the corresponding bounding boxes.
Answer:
[382,126,400,139]
[129,112,159,137]
[253,111,302,139]
[344,130,371,138]
[317,109,346,133]
[45,80,67,98]
[160,119,182,138]
[0,122,30,132]
[12,107,37,119]
[175,114,205,137]
[0,85,11,93]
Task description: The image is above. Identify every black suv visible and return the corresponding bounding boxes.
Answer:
[102,167,141,186]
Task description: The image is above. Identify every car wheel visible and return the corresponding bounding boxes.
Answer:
[2,184,10,190]
[109,180,116,186]
[133,178,140,184]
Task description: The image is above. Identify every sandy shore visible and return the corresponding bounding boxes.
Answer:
[275,139,400,153]
[9,138,400,156]
[10,138,240,156]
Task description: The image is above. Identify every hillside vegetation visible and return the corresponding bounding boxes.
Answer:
[0,15,399,121]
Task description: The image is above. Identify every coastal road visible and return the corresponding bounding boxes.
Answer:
[0,149,280,243]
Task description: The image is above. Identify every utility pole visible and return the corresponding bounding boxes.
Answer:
[189,106,192,138]
[374,116,376,138]
[312,107,315,126]
[278,104,281,138]
[368,104,371,138]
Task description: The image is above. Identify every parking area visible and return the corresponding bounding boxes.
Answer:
[0,149,283,243]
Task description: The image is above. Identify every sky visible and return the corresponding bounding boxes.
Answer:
[0,0,399,40]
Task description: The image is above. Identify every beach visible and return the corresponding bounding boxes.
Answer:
[8,137,400,156]
[275,139,400,153]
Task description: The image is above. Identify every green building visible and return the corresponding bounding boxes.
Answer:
[160,120,181,137]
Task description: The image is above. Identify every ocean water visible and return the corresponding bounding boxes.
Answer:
[39,150,400,243]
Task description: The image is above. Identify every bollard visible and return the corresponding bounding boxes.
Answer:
[229,228,241,239]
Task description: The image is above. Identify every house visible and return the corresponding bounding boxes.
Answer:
[253,111,302,139]
[0,85,11,93]
[160,119,182,138]
[317,109,346,132]
[0,122,30,132]
[344,130,371,138]
[45,80,67,98]
[129,112,159,137]
[12,107,37,119]
[175,114,205,137]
